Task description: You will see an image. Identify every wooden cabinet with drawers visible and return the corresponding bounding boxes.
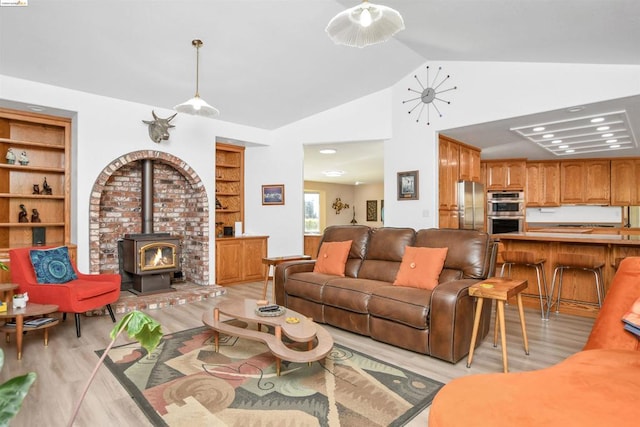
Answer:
[610,158,640,206]
[215,236,268,285]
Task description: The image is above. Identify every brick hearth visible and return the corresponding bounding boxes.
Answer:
[88,150,210,285]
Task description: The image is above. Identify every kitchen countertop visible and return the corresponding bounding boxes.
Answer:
[493,232,640,245]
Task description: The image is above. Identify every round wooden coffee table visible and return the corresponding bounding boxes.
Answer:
[202,298,333,375]
[0,303,59,360]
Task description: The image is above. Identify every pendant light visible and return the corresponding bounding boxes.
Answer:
[174,39,220,118]
[325,0,405,48]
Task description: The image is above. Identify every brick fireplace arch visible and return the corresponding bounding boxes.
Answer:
[88,150,210,285]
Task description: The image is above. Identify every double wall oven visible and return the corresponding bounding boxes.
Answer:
[487,191,525,234]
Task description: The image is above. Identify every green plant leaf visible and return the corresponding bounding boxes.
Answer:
[0,370,36,427]
[0,262,8,272]
[110,311,163,355]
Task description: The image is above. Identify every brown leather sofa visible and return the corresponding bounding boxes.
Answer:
[274,226,498,363]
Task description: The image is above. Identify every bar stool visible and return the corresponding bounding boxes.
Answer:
[546,253,604,318]
[500,251,549,319]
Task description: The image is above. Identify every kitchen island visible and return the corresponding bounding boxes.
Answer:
[494,232,640,318]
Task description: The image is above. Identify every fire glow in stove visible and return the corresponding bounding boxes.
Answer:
[122,233,181,294]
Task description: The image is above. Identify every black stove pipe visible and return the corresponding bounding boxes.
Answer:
[141,159,153,234]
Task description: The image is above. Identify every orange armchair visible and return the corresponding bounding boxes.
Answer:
[9,246,120,337]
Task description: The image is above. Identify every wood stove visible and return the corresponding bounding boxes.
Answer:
[122,233,180,294]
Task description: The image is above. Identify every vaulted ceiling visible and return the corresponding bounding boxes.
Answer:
[2,1,640,184]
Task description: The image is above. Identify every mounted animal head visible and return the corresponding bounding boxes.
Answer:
[142,110,177,143]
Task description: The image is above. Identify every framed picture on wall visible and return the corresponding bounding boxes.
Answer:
[397,170,419,200]
[366,200,377,221]
[262,184,285,205]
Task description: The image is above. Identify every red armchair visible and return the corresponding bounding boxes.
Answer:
[9,246,120,337]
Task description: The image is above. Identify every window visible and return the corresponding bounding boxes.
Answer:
[304,191,320,233]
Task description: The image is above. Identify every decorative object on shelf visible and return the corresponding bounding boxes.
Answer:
[366,200,378,221]
[381,199,385,224]
[174,39,220,118]
[351,207,357,224]
[18,151,29,165]
[12,293,28,309]
[326,0,405,48]
[42,177,52,195]
[142,110,176,143]
[5,148,15,164]
[18,204,29,223]
[32,184,40,195]
[332,197,350,214]
[403,66,457,125]
[215,221,224,238]
[32,227,46,245]
[215,198,223,209]
[262,184,285,205]
[397,170,419,200]
[31,209,41,223]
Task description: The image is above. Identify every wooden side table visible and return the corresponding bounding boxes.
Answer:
[466,277,529,373]
[0,303,59,360]
[262,255,312,300]
[0,283,19,305]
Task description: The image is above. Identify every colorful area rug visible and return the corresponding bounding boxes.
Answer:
[99,324,443,426]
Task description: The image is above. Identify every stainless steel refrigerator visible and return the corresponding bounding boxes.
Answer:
[457,181,485,231]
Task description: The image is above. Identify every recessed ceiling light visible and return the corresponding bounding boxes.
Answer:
[559,145,569,149]
[551,139,562,144]
[610,145,621,148]
[542,134,554,138]
[596,126,610,131]
[602,133,614,138]
[606,139,618,143]
[567,106,585,113]
[533,126,545,132]
[565,149,575,153]
[590,117,605,123]
[27,105,46,112]
[319,148,337,154]
[322,170,345,177]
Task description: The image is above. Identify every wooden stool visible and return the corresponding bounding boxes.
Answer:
[262,255,312,301]
[467,277,529,373]
[547,253,604,318]
[500,251,549,319]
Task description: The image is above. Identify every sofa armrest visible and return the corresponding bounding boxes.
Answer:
[274,260,316,305]
[429,278,492,363]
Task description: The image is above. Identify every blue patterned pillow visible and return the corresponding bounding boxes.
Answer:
[29,246,78,284]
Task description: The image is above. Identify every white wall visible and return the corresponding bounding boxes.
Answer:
[4,61,640,275]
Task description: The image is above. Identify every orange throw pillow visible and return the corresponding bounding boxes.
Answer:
[393,246,448,290]
[313,240,352,276]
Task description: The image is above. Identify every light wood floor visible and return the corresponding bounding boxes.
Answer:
[0,282,595,427]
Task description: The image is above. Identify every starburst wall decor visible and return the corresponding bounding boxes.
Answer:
[403,66,457,125]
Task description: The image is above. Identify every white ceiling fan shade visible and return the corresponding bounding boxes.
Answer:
[174,39,220,118]
[326,1,405,48]
[174,95,220,118]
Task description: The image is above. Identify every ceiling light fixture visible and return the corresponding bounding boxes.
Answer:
[325,0,405,48]
[602,133,614,138]
[174,39,219,118]
[319,148,337,154]
[565,149,575,153]
[542,134,554,138]
[551,139,562,144]
[323,170,346,177]
[591,117,605,123]
[533,126,545,132]
[596,126,610,131]
[606,139,618,143]
[610,145,621,148]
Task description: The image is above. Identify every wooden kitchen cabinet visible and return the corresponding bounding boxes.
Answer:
[484,159,526,191]
[526,161,560,206]
[216,235,268,285]
[610,158,640,205]
[459,144,481,181]
[560,160,610,204]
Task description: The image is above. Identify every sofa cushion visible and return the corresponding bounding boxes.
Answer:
[358,227,415,282]
[29,246,78,284]
[415,229,491,280]
[320,225,370,277]
[322,278,388,313]
[393,246,448,290]
[313,240,352,276]
[369,285,431,329]
[284,272,335,304]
